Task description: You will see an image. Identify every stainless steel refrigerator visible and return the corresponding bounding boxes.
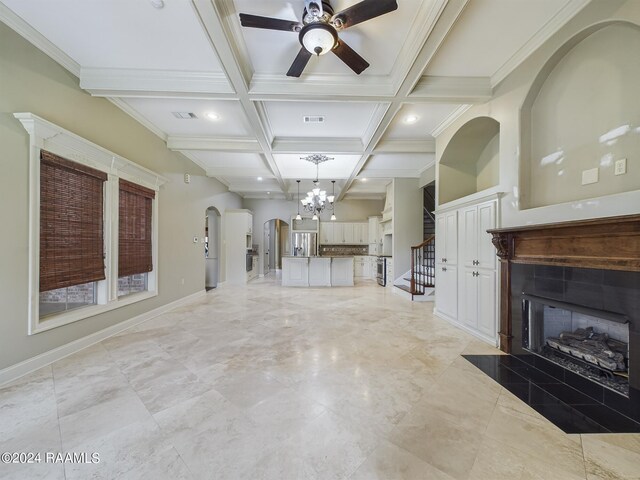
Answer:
[291,232,318,257]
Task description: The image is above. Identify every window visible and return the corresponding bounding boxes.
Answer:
[38,151,107,318]
[16,113,166,334]
[118,179,155,297]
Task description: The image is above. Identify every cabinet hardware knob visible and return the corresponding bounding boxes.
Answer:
[442,267,447,272]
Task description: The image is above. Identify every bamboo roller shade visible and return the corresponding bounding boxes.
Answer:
[119,179,155,278]
[40,150,107,292]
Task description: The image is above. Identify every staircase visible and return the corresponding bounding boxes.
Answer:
[394,184,437,301]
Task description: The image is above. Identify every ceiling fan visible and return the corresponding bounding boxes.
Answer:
[239,0,398,77]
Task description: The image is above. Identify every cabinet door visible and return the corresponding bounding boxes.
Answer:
[320,223,333,244]
[459,268,479,330]
[363,259,371,278]
[247,213,253,234]
[437,265,457,319]
[354,257,364,277]
[331,223,343,244]
[342,223,355,244]
[477,201,497,270]
[357,224,367,244]
[368,218,378,243]
[435,215,446,265]
[445,211,458,264]
[477,269,497,339]
[459,206,477,269]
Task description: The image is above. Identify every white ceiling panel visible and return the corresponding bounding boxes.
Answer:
[225,176,282,192]
[2,0,223,71]
[232,0,433,76]
[348,178,390,194]
[425,0,574,77]
[123,99,253,137]
[188,152,273,177]
[384,103,462,139]
[274,154,360,179]
[263,101,381,139]
[360,154,434,178]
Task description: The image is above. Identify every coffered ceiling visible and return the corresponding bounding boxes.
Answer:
[0,0,590,199]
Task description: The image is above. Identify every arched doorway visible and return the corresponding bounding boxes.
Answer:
[263,218,289,276]
[205,207,221,289]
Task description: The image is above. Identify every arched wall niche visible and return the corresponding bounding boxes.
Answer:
[521,21,640,209]
[438,116,500,204]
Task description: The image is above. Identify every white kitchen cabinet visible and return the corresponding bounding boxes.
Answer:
[320,222,333,245]
[247,213,253,235]
[225,209,254,285]
[332,223,343,243]
[354,255,370,278]
[353,223,367,244]
[342,223,355,244]
[368,217,381,244]
[331,258,354,286]
[385,258,393,287]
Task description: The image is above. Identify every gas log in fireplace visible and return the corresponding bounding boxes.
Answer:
[489,215,640,420]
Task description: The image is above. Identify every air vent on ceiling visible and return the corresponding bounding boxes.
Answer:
[303,115,325,124]
[172,112,198,119]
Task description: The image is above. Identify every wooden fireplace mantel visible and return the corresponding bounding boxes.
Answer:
[488,214,640,352]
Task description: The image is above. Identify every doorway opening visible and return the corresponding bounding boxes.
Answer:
[263,219,290,276]
[205,207,221,290]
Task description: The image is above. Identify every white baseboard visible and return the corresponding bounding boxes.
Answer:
[433,310,498,347]
[0,290,206,387]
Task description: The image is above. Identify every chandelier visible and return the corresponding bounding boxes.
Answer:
[296,154,336,221]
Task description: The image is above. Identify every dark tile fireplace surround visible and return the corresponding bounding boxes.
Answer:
[465,215,640,433]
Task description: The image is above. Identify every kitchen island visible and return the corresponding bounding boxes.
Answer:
[282,256,354,287]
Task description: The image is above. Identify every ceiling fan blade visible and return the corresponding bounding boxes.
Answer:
[332,40,370,75]
[239,13,302,32]
[332,0,398,29]
[287,48,313,77]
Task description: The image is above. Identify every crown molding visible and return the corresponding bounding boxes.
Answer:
[80,68,234,96]
[0,3,81,77]
[271,137,364,154]
[430,104,472,137]
[490,0,591,88]
[167,136,261,152]
[411,76,492,102]
[373,139,436,154]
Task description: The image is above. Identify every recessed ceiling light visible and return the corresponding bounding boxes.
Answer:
[150,0,164,9]
[206,112,220,121]
[361,178,367,182]
[257,177,263,181]
[267,192,271,195]
[404,115,419,124]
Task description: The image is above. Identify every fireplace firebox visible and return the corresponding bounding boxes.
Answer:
[522,294,630,397]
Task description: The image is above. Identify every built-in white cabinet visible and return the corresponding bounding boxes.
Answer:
[368,216,383,254]
[225,209,254,285]
[320,222,368,245]
[385,258,393,287]
[331,258,355,286]
[435,198,499,345]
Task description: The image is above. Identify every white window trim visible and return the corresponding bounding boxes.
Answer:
[15,113,168,335]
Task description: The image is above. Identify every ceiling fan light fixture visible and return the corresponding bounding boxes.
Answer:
[300,23,337,56]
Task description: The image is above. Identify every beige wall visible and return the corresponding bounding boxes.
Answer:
[435,0,640,227]
[392,178,424,279]
[0,23,241,370]
[527,23,640,208]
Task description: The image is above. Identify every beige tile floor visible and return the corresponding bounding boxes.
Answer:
[1,276,639,480]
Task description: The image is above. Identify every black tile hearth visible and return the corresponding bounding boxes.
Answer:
[463,355,640,434]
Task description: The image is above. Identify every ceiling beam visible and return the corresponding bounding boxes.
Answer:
[168,136,261,152]
[337,0,471,201]
[190,0,289,197]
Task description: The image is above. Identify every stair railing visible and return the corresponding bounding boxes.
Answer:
[410,235,435,295]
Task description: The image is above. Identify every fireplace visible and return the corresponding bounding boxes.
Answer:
[482,215,640,431]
